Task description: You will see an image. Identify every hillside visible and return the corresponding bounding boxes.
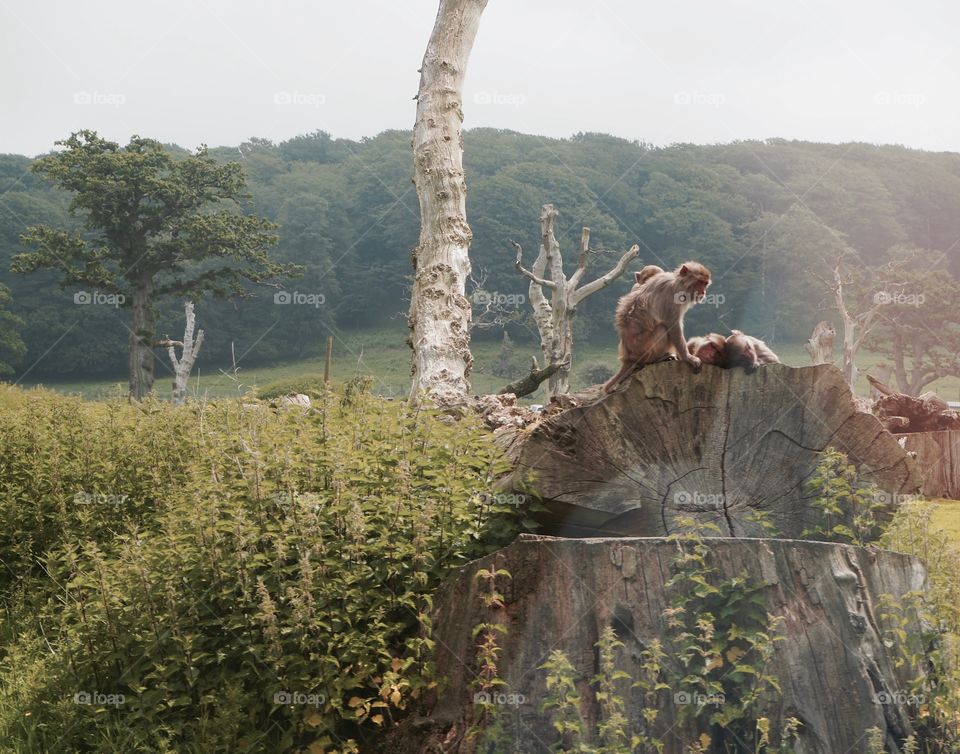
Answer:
[2,130,960,384]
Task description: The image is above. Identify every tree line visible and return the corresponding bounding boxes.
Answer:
[1,128,959,383]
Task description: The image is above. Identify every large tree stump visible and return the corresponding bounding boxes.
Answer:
[503,363,921,538]
[386,535,928,754]
[897,430,960,499]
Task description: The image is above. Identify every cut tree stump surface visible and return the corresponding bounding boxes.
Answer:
[386,535,928,754]
[504,363,921,538]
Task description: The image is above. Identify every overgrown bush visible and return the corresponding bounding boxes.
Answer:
[0,383,522,753]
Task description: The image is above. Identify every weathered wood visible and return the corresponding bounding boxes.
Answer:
[512,205,639,397]
[504,363,921,538]
[407,0,487,406]
[496,359,561,398]
[804,320,836,365]
[387,535,928,754]
[874,389,960,433]
[896,430,960,499]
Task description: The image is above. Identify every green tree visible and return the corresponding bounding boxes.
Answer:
[0,283,25,375]
[12,131,294,398]
[867,246,960,395]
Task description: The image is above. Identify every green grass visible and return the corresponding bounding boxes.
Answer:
[14,327,960,403]
[932,499,960,545]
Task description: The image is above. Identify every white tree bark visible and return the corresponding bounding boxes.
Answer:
[804,320,836,365]
[161,301,204,406]
[828,265,879,390]
[407,0,488,407]
[513,204,639,397]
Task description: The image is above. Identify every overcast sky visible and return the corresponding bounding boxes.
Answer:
[1,0,957,157]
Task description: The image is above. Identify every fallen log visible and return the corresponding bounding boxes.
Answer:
[502,363,920,538]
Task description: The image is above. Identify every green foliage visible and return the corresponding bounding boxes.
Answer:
[5,131,960,381]
[0,383,521,752]
[802,447,887,545]
[0,282,25,374]
[533,528,787,753]
[256,374,331,400]
[881,501,960,750]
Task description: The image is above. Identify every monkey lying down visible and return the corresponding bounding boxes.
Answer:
[686,331,780,372]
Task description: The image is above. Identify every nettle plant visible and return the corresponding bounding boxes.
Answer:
[802,447,888,545]
[473,525,798,753]
[0,382,523,753]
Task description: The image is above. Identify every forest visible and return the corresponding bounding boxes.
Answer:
[2,130,960,386]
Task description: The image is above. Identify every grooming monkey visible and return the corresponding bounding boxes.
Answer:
[603,261,712,393]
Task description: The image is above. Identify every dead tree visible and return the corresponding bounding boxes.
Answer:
[804,320,835,364]
[158,301,204,406]
[407,0,488,407]
[511,204,639,396]
[815,263,883,389]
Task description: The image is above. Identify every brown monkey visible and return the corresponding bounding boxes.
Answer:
[687,333,728,367]
[631,264,665,289]
[603,261,712,393]
[724,330,780,372]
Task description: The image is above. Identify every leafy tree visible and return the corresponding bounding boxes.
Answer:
[12,131,294,398]
[867,247,960,395]
[0,284,25,375]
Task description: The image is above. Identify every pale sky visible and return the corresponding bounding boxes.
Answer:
[1,0,957,157]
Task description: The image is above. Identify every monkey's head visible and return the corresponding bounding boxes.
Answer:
[688,333,726,367]
[725,330,759,371]
[633,264,665,290]
[676,261,712,302]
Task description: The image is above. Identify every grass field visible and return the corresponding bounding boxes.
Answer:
[15,327,960,403]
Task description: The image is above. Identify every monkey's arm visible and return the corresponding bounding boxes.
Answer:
[668,320,701,369]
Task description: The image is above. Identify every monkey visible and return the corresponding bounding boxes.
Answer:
[686,333,728,367]
[631,264,665,289]
[724,330,780,373]
[603,261,712,393]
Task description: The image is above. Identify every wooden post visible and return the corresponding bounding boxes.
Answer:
[324,336,333,383]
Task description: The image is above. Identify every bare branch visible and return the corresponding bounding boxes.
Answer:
[567,227,591,288]
[510,240,556,289]
[572,244,640,305]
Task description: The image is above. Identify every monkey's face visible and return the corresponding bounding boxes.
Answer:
[677,262,712,303]
[694,341,724,366]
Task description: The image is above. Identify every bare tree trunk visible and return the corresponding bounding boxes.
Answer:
[804,320,835,364]
[513,205,638,398]
[407,0,488,407]
[128,281,155,401]
[161,301,205,406]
